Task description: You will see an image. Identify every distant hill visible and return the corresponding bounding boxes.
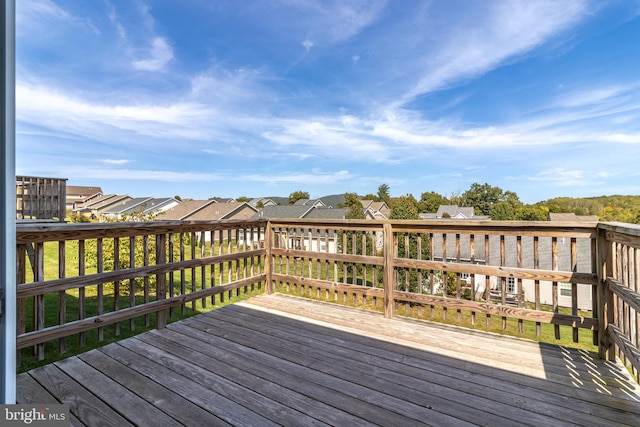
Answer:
[318,194,349,208]
[538,195,640,223]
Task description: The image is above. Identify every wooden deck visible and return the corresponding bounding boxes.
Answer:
[17,294,640,427]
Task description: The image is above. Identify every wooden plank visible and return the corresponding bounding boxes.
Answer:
[16,374,85,427]
[221,303,637,426]
[98,342,279,427]
[185,311,532,426]
[233,300,640,419]
[161,320,416,425]
[117,336,330,427]
[54,356,180,427]
[26,364,134,426]
[78,349,231,427]
[136,330,372,426]
[243,295,637,393]
[167,321,444,426]
[16,220,269,244]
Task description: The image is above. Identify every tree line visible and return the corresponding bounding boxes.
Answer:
[292,183,640,224]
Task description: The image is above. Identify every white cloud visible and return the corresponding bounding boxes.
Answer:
[101,159,131,165]
[131,37,174,71]
[399,1,589,104]
[529,168,605,187]
[16,0,99,36]
[245,169,353,185]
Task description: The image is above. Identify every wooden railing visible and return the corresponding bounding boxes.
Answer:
[16,220,268,364]
[269,219,598,340]
[16,176,67,222]
[598,222,640,381]
[15,218,640,380]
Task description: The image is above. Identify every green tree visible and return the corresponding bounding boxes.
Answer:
[419,191,448,213]
[174,195,182,201]
[518,204,549,221]
[236,196,250,202]
[390,195,419,220]
[490,201,519,220]
[288,190,310,205]
[462,183,521,217]
[341,193,365,219]
[377,184,391,205]
[388,195,427,293]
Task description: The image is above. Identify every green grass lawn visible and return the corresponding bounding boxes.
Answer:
[17,238,264,372]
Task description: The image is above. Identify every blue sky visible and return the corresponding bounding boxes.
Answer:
[15,0,640,204]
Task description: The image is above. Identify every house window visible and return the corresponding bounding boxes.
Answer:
[560,283,572,297]
[320,242,327,252]
[506,277,516,294]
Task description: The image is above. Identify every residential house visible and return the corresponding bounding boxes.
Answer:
[65,185,103,211]
[75,194,132,219]
[420,204,490,220]
[159,201,259,243]
[101,197,179,219]
[248,198,277,208]
[360,200,391,220]
[429,231,594,311]
[156,199,218,221]
[294,199,326,208]
[252,205,348,252]
[212,197,235,203]
[548,213,599,222]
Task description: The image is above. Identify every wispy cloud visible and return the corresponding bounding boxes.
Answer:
[131,36,174,71]
[245,169,353,185]
[101,159,131,165]
[392,1,590,105]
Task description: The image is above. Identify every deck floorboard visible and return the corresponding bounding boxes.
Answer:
[17,294,640,426]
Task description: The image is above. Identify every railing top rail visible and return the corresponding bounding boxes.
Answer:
[268,218,598,236]
[15,175,69,182]
[268,218,598,228]
[16,219,269,244]
[598,221,640,237]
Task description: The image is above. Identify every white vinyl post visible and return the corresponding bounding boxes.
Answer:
[0,0,16,404]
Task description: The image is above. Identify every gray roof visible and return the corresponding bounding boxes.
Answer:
[436,205,475,218]
[294,199,326,207]
[253,205,313,219]
[318,194,347,208]
[156,199,216,220]
[303,207,348,219]
[248,198,277,207]
[101,197,152,215]
[549,213,599,222]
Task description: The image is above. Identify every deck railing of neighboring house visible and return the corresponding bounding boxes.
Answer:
[16,175,67,222]
[15,218,640,381]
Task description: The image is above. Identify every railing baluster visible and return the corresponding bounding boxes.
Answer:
[58,240,66,352]
[113,237,120,336]
[78,239,86,346]
[129,236,136,331]
[97,238,104,342]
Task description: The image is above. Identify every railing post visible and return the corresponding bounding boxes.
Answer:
[265,221,273,294]
[383,222,394,318]
[155,233,167,329]
[596,226,615,360]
